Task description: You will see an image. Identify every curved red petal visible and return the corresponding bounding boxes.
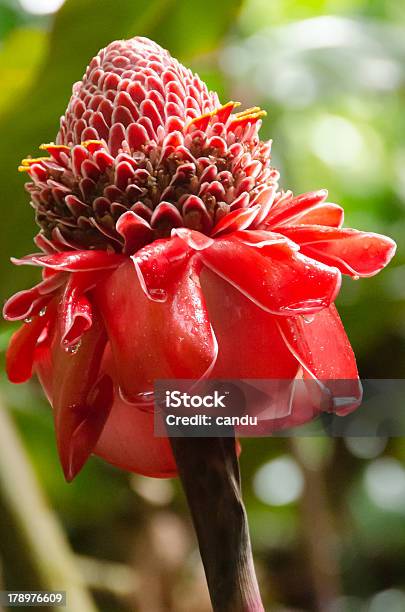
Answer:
[182,195,213,234]
[51,308,111,481]
[132,235,193,301]
[36,342,177,478]
[284,202,344,228]
[6,316,48,383]
[277,305,362,415]
[12,250,125,272]
[60,274,95,347]
[4,292,50,322]
[251,186,277,226]
[172,227,214,251]
[280,226,397,277]
[201,233,341,315]
[3,273,66,321]
[94,254,217,402]
[265,190,328,227]
[211,205,260,236]
[34,233,60,254]
[116,210,153,255]
[201,268,299,379]
[95,396,177,477]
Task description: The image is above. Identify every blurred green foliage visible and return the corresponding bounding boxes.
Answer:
[0,0,404,610]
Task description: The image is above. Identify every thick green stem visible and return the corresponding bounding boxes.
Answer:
[169,435,264,612]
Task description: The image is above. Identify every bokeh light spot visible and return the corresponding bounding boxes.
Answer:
[253,456,304,506]
[368,589,405,612]
[364,458,405,512]
[19,0,65,15]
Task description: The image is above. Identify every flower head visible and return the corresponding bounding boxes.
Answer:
[20,37,273,252]
[4,37,396,481]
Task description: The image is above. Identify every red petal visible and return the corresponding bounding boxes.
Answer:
[182,195,213,234]
[116,210,153,255]
[211,205,260,236]
[108,122,126,156]
[127,123,149,150]
[151,201,183,229]
[251,186,277,226]
[277,305,362,415]
[51,309,111,481]
[94,348,176,478]
[280,226,397,278]
[285,202,344,228]
[201,232,341,315]
[12,250,125,272]
[34,233,60,253]
[172,228,214,251]
[132,236,193,301]
[6,316,49,383]
[71,145,90,175]
[201,269,299,423]
[201,268,299,379]
[266,190,328,227]
[94,250,217,402]
[38,342,178,478]
[95,399,177,477]
[3,273,65,321]
[61,273,95,347]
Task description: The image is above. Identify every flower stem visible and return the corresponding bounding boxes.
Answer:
[169,435,264,612]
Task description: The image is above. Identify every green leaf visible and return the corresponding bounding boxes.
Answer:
[0,0,243,299]
[0,27,47,114]
[0,2,25,41]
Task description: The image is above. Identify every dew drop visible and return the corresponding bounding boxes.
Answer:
[24,317,32,324]
[302,314,315,324]
[39,308,47,317]
[136,391,155,403]
[149,288,167,301]
[64,340,82,354]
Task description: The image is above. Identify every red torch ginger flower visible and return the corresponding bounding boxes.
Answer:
[4,37,396,481]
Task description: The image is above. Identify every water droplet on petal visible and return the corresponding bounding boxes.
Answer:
[39,308,47,317]
[149,288,167,301]
[24,317,32,324]
[64,340,82,354]
[302,314,315,324]
[136,391,155,403]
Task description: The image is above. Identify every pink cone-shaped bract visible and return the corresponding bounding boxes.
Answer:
[4,37,396,480]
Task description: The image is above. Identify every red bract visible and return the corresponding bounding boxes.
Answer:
[4,37,396,481]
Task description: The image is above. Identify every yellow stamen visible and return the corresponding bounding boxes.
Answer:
[229,110,267,124]
[81,139,104,148]
[188,111,212,126]
[233,107,265,118]
[39,143,70,151]
[187,101,241,129]
[20,157,49,166]
[216,101,241,112]
[18,155,50,173]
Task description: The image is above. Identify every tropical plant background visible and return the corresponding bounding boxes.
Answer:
[0,0,405,610]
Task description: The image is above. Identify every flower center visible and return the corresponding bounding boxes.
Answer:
[20,105,278,253]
